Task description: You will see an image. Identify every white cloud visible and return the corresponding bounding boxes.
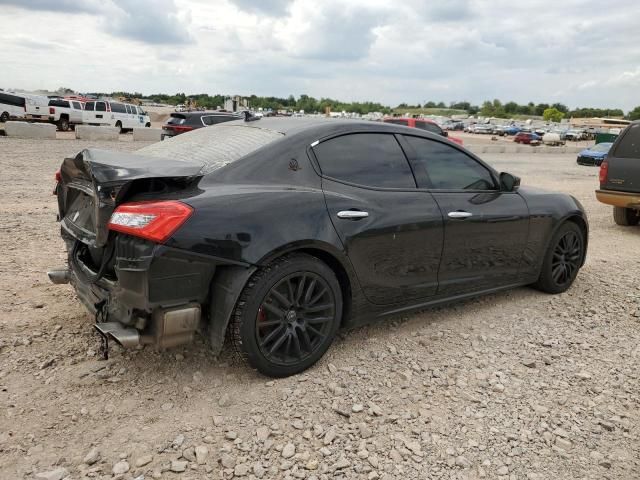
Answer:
[1,0,640,110]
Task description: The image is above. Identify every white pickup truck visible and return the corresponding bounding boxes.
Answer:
[46,98,84,131]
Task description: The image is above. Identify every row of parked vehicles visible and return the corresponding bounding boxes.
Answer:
[0,91,151,132]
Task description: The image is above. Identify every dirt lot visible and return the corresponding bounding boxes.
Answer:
[0,137,638,480]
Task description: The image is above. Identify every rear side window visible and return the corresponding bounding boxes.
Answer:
[95,102,106,112]
[48,99,70,108]
[313,133,416,189]
[0,93,26,108]
[201,115,236,126]
[85,102,95,111]
[110,103,127,113]
[415,121,442,135]
[614,124,640,158]
[404,136,496,190]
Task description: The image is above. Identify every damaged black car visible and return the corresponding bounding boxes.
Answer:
[50,118,588,377]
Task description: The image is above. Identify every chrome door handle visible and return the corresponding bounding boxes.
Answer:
[448,211,473,219]
[337,210,369,219]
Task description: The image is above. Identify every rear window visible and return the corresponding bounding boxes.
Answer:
[95,102,106,112]
[139,124,283,174]
[85,102,95,111]
[167,114,186,125]
[614,124,640,159]
[48,99,70,108]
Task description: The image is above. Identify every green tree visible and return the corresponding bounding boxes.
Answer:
[629,106,640,121]
[543,107,565,123]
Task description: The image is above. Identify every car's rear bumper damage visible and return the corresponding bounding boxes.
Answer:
[50,229,219,352]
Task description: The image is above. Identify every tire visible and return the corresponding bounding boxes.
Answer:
[115,121,123,134]
[534,222,584,294]
[228,253,342,377]
[145,122,151,128]
[0,112,9,123]
[57,117,69,131]
[613,207,640,226]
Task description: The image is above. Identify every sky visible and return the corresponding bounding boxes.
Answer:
[1,0,639,111]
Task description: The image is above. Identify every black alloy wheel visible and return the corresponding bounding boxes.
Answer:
[256,272,335,366]
[534,222,584,294]
[228,253,342,377]
[550,230,581,287]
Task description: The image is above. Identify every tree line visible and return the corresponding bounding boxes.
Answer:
[80,89,640,120]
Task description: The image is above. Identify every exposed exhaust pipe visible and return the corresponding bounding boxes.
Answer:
[48,268,70,284]
[94,322,140,348]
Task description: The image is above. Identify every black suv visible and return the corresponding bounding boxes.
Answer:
[596,121,640,225]
[161,111,241,139]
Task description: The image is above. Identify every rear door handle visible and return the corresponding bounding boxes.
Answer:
[448,211,473,219]
[337,210,369,219]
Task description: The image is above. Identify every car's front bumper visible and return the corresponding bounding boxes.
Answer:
[596,189,640,208]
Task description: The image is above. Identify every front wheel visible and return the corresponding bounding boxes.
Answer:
[534,222,584,294]
[115,121,123,134]
[0,112,9,123]
[613,206,640,226]
[228,254,342,377]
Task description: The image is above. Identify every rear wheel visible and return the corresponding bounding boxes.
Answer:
[229,254,342,377]
[0,112,9,123]
[57,117,69,131]
[145,122,151,128]
[115,121,123,134]
[534,222,584,294]
[613,206,640,226]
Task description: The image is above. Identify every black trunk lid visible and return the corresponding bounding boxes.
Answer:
[57,148,203,247]
[602,123,640,193]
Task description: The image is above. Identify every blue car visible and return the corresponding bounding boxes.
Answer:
[504,126,521,136]
[576,142,613,166]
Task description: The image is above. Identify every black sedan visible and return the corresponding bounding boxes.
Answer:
[50,118,588,377]
[161,111,241,139]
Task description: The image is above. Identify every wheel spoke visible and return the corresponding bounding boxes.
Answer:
[303,278,317,306]
[262,302,285,318]
[306,324,324,338]
[307,287,327,306]
[295,275,306,305]
[300,327,313,352]
[552,265,563,282]
[258,319,283,328]
[270,289,291,309]
[304,303,333,313]
[269,330,289,355]
[306,316,333,324]
[260,325,285,348]
[291,330,302,358]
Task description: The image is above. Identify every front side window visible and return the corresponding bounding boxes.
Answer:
[313,133,416,189]
[614,124,640,159]
[404,136,496,190]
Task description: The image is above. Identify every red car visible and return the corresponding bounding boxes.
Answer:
[383,117,463,145]
[513,132,541,145]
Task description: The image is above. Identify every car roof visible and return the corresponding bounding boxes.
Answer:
[383,117,437,124]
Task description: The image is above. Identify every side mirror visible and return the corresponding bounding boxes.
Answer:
[499,172,521,192]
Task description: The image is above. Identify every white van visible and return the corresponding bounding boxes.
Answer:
[83,100,151,132]
[0,91,26,122]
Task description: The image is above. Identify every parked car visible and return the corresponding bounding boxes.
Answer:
[576,142,613,166]
[596,122,640,225]
[504,126,521,136]
[0,91,26,122]
[542,133,565,147]
[83,100,151,132]
[50,118,588,377]
[565,129,586,141]
[514,132,541,145]
[383,117,463,145]
[161,111,241,139]
[473,124,493,135]
[47,98,84,131]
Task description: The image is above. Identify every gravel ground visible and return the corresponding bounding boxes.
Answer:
[0,137,638,480]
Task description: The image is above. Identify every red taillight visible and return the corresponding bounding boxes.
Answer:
[165,125,194,133]
[599,161,609,184]
[108,200,193,243]
[49,107,55,114]
[55,170,61,183]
